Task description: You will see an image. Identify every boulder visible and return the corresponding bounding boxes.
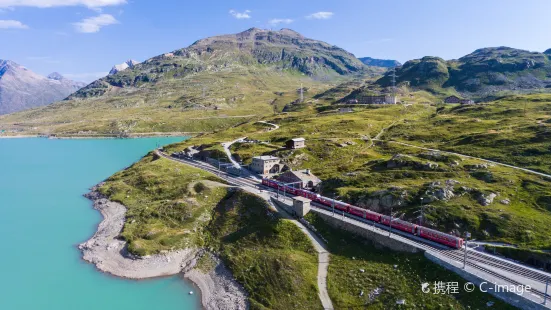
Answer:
[478,192,497,206]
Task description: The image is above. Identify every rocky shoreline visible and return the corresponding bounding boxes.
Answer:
[79,185,248,309]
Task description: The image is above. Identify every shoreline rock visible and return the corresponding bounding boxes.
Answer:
[79,184,248,309]
[183,252,248,310]
[78,186,197,279]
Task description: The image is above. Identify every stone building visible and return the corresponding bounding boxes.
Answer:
[286,138,306,149]
[250,156,282,175]
[444,95,462,104]
[356,95,397,104]
[292,196,311,217]
[276,169,321,190]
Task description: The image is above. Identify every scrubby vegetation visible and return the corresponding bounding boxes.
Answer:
[164,93,551,251]
[98,153,322,309]
[98,153,229,255]
[305,213,514,309]
[206,190,321,310]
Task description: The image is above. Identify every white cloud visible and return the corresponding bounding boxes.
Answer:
[63,71,107,82]
[0,19,28,29]
[73,14,118,33]
[268,18,293,26]
[229,9,251,19]
[0,0,126,8]
[306,11,334,20]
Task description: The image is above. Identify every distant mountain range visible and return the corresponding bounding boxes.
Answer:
[358,57,401,68]
[0,60,86,115]
[377,47,551,97]
[3,28,551,135]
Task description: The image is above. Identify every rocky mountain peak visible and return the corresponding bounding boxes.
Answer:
[109,59,140,75]
[47,72,65,80]
[0,59,21,77]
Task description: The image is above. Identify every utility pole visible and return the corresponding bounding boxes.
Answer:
[389,207,393,236]
[300,83,304,103]
[545,278,549,305]
[332,193,335,216]
[391,66,397,104]
[463,232,471,269]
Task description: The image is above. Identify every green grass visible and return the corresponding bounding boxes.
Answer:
[206,189,321,310]
[305,213,515,310]
[165,94,551,250]
[97,152,323,309]
[0,66,342,136]
[98,153,229,255]
[384,94,551,175]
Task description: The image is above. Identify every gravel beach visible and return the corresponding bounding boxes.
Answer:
[79,185,248,309]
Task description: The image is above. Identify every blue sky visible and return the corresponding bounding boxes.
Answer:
[1,0,551,82]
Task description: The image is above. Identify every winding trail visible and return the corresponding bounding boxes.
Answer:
[190,119,334,309]
[270,198,333,310]
[256,121,280,130]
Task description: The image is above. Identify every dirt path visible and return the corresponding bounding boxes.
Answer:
[268,198,333,310]
[256,120,280,130]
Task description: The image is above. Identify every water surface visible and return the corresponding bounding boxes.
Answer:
[0,137,200,310]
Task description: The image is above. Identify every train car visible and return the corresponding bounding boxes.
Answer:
[418,226,464,249]
[365,209,382,222]
[348,205,365,218]
[381,216,417,234]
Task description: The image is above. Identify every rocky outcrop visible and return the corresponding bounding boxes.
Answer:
[184,252,248,310]
[477,192,497,206]
[356,187,408,212]
[386,154,439,171]
[421,180,459,203]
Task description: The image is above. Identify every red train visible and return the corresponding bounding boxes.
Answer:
[262,178,464,249]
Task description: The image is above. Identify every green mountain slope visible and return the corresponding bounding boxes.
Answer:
[377,47,551,98]
[0,28,367,136]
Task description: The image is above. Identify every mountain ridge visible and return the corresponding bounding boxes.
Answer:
[377,46,551,97]
[0,60,86,115]
[70,28,367,99]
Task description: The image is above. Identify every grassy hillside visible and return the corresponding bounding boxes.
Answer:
[377,47,551,99]
[164,94,551,250]
[206,190,321,310]
[0,28,372,137]
[98,152,322,309]
[98,152,229,255]
[305,213,514,309]
[0,67,339,136]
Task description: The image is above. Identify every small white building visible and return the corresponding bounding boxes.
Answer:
[251,156,282,175]
[292,196,311,217]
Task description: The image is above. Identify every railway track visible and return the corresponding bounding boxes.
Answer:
[158,151,551,301]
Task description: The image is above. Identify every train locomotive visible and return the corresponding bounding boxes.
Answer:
[262,178,464,249]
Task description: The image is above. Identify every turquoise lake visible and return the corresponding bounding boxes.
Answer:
[0,137,200,310]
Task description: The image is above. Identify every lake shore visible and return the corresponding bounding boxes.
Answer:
[79,185,248,309]
[0,132,199,139]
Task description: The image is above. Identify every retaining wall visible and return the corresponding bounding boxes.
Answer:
[426,252,547,310]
